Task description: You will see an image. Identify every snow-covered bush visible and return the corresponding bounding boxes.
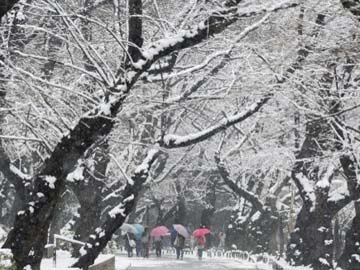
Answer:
[0,249,15,270]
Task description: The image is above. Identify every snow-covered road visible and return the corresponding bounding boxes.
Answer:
[115,255,257,270]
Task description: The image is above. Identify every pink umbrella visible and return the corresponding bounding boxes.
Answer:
[192,228,211,237]
[151,226,169,237]
[173,224,190,238]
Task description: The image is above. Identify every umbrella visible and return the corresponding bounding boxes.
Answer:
[192,228,211,237]
[151,226,169,237]
[134,224,145,240]
[173,224,190,238]
[120,223,137,234]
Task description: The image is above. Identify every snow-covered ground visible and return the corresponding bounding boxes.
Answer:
[40,251,258,270]
[41,251,114,270]
[115,256,257,270]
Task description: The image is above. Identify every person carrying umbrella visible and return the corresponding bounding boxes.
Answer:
[173,224,189,260]
[174,232,185,260]
[193,228,211,260]
[123,233,135,257]
[120,223,138,257]
[141,227,151,258]
[151,226,169,257]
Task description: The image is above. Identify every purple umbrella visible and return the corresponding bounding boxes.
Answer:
[173,224,190,238]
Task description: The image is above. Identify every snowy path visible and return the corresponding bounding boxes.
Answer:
[115,255,257,270]
[41,252,258,270]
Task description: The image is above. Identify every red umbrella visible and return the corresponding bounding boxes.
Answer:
[151,226,169,237]
[192,228,211,237]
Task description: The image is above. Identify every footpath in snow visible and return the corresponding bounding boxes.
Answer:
[115,255,256,270]
[40,251,257,270]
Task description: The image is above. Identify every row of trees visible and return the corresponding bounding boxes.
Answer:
[0,1,360,270]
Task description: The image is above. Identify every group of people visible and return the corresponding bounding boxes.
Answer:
[123,227,152,258]
[123,225,225,260]
[172,232,206,260]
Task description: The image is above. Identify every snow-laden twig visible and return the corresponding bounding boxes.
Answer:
[109,154,134,185]
[158,96,270,148]
[0,135,43,142]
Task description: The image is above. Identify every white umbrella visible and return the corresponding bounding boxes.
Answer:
[121,223,137,234]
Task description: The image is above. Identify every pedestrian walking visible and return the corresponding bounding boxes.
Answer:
[124,233,135,257]
[174,233,185,260]
[141,227,151,258]
[154,236,163,257]
[218,232,226,249]
[196,235,206,260]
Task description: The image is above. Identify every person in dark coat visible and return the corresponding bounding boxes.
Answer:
[154,236,163,257]
[141,227,151,258]
[174,233,185,260]
[124,233,134,257]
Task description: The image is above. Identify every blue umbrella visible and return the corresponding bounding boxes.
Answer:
[134,224,144,240]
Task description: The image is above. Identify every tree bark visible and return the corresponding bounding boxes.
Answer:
[287,206,334,270]
[337,202,360,270]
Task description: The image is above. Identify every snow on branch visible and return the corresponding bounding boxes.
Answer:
[158,96,270,148]
[316,163,335,191]
[142,12,272,83]
[292,171,316,211]
[130,0,298,72]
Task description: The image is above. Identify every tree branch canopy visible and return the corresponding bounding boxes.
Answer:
[214,153,265,212]
[4,0,297,267]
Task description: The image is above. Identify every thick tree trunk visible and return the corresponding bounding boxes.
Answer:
[72,149,159,269]
[286,206,333,270]
[337,202,360,270]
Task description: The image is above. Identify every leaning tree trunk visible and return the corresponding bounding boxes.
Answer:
[337,202,360,270]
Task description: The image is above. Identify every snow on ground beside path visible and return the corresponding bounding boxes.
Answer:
[115,255,257,270]
[40,250,257,270]
[41,250,114,270]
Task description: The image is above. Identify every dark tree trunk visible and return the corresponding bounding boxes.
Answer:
[72,149,159,269]
[200,175,217,228]
[278,212,285,257]
[287,206,333,270]
[337,202,360,270]
[334,216,342,260]
[0,0,19,18]
[173,180,186,225]
[70,142,110,256]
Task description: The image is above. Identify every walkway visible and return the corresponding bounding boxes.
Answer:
[115,255,257,270]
